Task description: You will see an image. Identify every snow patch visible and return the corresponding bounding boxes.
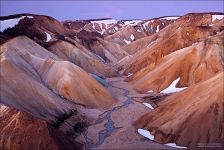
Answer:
[27,16,33,19]
[91,19,117,28]
[144,20,154,25]
[138,129,187,149]
[0,104,7,113]
[99,22,103,30]
[161,16,179,20]
[150,25,153,30]
[124,39,131,44]
[0,16,33,32]
[143,102,154,109]
[143,23,149,30]
[123,20,142,26]
[160,77,187,93]
[137,129,154,140]
[91,19,117,24]
[137,29,141,32]
[156,25,160,32]
[92,23,96,30]
[128,73,133,77]
[142,20,154,30]
[212,15,224,22]
[45,32,52,42]
[164,143,187,149]
[130,34,135,40]
[100,29,106,35]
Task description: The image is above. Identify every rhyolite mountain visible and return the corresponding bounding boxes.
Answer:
[0,12,223,150]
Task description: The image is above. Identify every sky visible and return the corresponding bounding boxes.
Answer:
[1,1,223,21]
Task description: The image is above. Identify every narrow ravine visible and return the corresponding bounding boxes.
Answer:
[84,79,134,150]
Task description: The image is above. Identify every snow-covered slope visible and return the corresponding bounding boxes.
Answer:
[0,15,33,31]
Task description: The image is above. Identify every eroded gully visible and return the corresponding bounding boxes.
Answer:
[83,79,134,150]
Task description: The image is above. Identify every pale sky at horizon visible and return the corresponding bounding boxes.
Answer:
[1,1,223,21]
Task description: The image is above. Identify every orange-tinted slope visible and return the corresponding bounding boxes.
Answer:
[46,40,116,77]
[134,72,224,148]
[0,36,115,123]
[0,107,82,150]
[129,32,224,93]
[121,13,223,75]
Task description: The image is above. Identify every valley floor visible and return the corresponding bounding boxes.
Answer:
[77,77,177,150]
[1,12,223,150]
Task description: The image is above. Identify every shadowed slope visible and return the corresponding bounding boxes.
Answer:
[0,36,115,123]
[46,40,116,77]
[0,106,83,150]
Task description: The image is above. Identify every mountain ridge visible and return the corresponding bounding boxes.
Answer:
[1,11,223,150]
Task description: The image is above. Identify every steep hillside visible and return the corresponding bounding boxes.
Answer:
[0,14,105,53]
[45,40,116,77]
[104,17,177,46]
[0,13,67,42]
[0,12,223,150]
[89,37,129,63]
[130,32,223,93]
[134,72,224,149]
[120,13,223,74]
[0,106,82,150]
[65,17,177,37]
[0,36,115,122]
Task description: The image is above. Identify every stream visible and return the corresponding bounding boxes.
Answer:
[84,79,134,150]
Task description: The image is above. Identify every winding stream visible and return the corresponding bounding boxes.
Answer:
[85,79,134,150]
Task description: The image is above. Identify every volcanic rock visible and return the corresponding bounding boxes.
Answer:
[130,32,224,93]
[134,72,224,149]
[121,13,223,74]
[0,106,83,150]
[45,40,116,77]
[0,36,115,122]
